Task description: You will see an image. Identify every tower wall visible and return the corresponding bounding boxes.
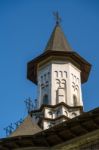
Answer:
[37,60,83,108]
[37,63,51,108]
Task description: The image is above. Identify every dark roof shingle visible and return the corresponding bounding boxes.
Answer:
[9,115,42,137]
[45,24,72,52]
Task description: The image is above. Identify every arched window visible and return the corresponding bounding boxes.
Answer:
[43,94,48,105]
[73,95,77,106]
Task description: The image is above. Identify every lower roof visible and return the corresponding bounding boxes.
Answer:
[0,107,99,149]
[9,115,42,137]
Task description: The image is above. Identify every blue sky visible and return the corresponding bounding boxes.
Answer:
[0,0,99,138]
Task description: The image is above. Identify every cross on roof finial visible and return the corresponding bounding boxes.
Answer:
[53,11,61,25]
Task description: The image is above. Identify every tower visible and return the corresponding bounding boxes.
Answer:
[27,20,91,130]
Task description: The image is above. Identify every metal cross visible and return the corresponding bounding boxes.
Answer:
[15,118,23,129]
[4,127,9,136]
[34,99,38,109]
[53,11,61,25]
[15,121,20,129]
[4,123,14,136]
[24,97,34,114]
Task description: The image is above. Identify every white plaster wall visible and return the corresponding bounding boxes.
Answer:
[37,64,51,108]
[62,106,69,117]
[69,63,83,106]
[51,61,83,107]
[51,61,69,105]
[37,60,83,109]
[43,120,49,130]
[44,108,53,119]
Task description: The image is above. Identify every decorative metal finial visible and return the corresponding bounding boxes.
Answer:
[4,123,14,136]
[4,119,24,136]
[24,97,34,114]
[53,11,61,25]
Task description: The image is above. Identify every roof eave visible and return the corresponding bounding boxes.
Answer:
[27,50,91,84]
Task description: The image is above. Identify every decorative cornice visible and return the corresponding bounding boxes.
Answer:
[30,102,83,115]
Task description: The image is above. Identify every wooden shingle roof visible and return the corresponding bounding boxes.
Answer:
[9,115,42,137]
[45,24,72,52]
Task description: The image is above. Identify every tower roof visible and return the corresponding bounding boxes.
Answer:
[27,23,91,85]
[45,24,72,52]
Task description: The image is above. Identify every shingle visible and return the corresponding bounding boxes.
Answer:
[45,24,72,52]
[9,115,42,137]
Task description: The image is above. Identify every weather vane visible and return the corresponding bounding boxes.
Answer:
[53,11,61,25]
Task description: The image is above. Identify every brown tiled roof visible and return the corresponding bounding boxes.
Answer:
[45,24,72,52]
[9,115,42,137]
[0,107,99,149]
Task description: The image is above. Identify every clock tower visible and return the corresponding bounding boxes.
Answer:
[27,20,91,130]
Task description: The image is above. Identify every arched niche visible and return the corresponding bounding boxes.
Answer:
[72,112,77,117]
[43,94,48,105]
[73,94,78,106]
